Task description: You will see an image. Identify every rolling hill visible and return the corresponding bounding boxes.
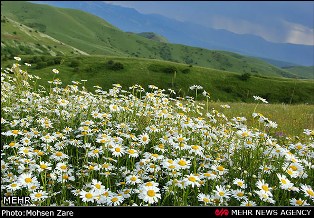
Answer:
[31,1,314,67]
[1,16,88,57]
[2,55,313,104]
[1,1,302,79]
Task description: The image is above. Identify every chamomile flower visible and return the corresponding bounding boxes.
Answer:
[277,174,294,190]
[30,190,49,202]
[17,173,38,188]
[183,173,201,188]
[256,179,272,193]
[300,184,314,199]
[197,193,211,205]
[138,133,150,145]
[233,178,247,189]
[126,174,142,185]
[290,198,310,206]
[79,190,97,203]
[106,194,124,206]
[138,186,161,204]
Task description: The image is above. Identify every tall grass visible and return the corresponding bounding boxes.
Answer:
[1,58,313,206]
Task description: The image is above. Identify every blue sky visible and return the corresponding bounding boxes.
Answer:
[105,1,314,45]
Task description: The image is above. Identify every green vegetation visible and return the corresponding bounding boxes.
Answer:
[136,32,169,43]
[283,66,314,79]
[1,15,86,57]
[1,60,313,206]
[2,1,306,79]
[208,102,314,136]
[2,55,314,104]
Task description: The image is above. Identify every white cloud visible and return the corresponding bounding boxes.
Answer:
[282,20,314,45]
[203,15,314,45]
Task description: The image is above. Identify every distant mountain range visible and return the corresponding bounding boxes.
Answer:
[31,1,314,67]
[2,1,306,79]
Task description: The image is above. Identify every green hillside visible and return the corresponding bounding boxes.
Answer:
[3,55,313,104]
[283,66,314,79]
[1,1,300,78]
[1,16,88,57]
[136,32,169,43]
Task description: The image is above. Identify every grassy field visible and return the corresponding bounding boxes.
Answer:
[1,59,313,206]
[284,66,314,80]
[208,102,314,136]
[2,55,313,104]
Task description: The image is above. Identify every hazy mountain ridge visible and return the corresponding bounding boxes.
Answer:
[31,1,314,66]
[2,1,303,79]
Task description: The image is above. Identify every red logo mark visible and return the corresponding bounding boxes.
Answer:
[215,208,229,216]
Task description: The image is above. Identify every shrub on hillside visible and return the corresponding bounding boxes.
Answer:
[163,66,177,74]
[239,72,251,81]
[36,61,47,69]
[182,68,191,74]
[69,60,80,68]
[107,60,124,71]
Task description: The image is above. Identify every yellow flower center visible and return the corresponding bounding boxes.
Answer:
[85,193,93,199]
[11,184,17,187]
[281,179,287,184]
[147,190,156,197]
[131,176,137,181]
[242,132,249,137]
[128,149,135,154]
[191,145,199,150]
[262,185,269,191]
[296,200,303,205]
[115,147,121,152]
[219,191,225,196]
[178,137,184,142]
[60,165,67,170]
[56,152,63,157]
[178,160,186,166]
[111,197,118,202]
[203,198,210,203]
[237,182,243,186]
[25,178,32,183]
[9,142,15,147]
[12,130,19,135]
[307,190,314,196]
[237,192,244,197]
[290,165,297,171]
[217,166,224,171]
[93,150,99,154]
[62,174,69,180]
[146,182,153,186]
[95,184,101,189]
[40,164,47,169]
[35,193,42,198]
[188,176,196,182]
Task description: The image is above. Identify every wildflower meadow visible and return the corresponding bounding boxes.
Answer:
[1,58,313,206]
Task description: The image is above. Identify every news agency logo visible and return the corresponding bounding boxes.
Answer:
[215,208,229,216]
[2,196,31,205]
